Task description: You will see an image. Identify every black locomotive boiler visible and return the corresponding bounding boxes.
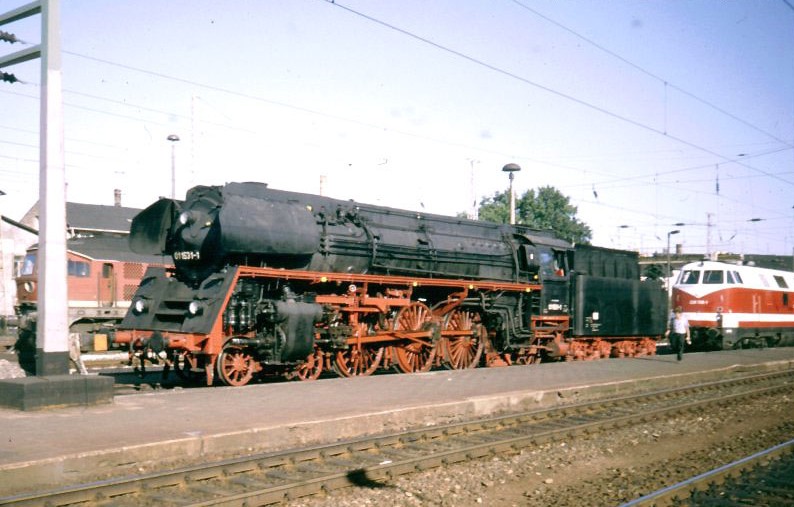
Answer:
[115,182,666,386]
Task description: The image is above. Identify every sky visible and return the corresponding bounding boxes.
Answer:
[1,0,793,258]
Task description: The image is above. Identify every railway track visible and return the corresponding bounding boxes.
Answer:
[2,370,793,507]
[624,437,794,506]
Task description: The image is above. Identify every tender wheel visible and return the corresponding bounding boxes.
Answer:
[216,345,256,386]
[173,351,205,383]
[286,347,324,381]
[334,324,383,377]
[442,310,484,370]
[392,302,436,374]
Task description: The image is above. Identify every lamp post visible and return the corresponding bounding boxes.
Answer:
[666,229,680,280]
[167,134,180,199]
[502,163,521,225]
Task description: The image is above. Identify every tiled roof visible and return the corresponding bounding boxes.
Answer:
[19,201,141,234]
[66,202,138,233]
[28,235,169,264]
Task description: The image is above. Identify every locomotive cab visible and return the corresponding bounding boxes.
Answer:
[515,232,572,319]
[536,247,570,316]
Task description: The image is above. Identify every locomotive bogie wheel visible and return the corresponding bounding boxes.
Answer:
[392,302,436,374]
[392,341,436,374]
[216,345,257,386]
[333,323,383,377]
[442,310,484,370]
[286,348,324,381]
[333,345,383,377]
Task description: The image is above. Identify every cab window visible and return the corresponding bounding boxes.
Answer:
[538,249,566,278]
[680,270,700,284]
[539,251,555,277]
[703,270,724,284]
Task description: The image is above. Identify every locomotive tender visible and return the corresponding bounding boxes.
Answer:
[116,182,666,386]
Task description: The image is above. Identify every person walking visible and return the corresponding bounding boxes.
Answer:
[666,306,690,361]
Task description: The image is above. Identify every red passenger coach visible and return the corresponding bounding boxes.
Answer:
[671,260,794,350]
[15,235,167,352]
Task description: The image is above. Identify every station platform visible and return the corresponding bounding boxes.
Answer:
[2,348,794,497]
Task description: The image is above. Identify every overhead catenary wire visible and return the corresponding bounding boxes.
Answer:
[3,28,788,195]
[323,0,794,188]
[508,0,794,149]
[321,0,793,252]
[1,3,790,253]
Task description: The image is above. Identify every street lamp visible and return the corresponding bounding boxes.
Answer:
[666,229,680,280]
[502,163,521,225]
[167,134,180,199]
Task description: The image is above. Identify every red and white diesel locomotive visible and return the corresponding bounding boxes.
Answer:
[671,260,794,350]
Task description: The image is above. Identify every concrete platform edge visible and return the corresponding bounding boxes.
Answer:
[0,375,114,411]
[2,357,793,495]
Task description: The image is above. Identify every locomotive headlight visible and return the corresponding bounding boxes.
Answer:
[188,300,204,316]
[22,281,34,293]
[132,298,148,315]
[178,210,194,226]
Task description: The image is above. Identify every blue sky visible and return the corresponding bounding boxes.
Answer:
[1,0,793,256]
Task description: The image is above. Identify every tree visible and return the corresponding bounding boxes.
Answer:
[476,186,592,244]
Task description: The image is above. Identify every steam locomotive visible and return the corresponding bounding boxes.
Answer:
[115,182,667,386]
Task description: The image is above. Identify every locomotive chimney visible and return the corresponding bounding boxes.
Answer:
[114,189,122,207]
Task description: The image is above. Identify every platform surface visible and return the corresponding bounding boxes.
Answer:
[2,348,794,496]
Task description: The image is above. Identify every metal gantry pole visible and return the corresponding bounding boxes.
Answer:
[0,1,116,408]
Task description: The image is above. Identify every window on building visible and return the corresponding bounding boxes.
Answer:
[20,253,36,276]
[68,260,90,277]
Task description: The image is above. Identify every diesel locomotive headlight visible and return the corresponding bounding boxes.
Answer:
[132,298,148,315]
[23,281,34,293]
[178,210,194,226]
[188,300,204,316]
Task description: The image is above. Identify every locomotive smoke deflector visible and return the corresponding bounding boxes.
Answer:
[129,198,177,255]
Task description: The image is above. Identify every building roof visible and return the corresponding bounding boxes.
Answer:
[65,202,138,234]
[19,201,140,235]
[27,235,169,265]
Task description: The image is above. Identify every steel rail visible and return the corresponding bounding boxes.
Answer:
[2,370,793,507]
[622,438,794,507]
